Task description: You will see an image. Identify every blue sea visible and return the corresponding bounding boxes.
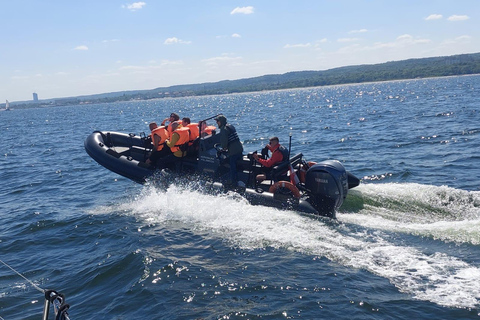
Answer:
[1,75,480,319]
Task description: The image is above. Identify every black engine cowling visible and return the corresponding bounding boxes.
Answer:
[305,160,349,216]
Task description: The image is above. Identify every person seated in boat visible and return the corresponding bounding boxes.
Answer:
[252,136,288,182]
[146,122,171,165]
[215,115,243,187]
[161,112,181,136]
[199,121,216,137]
[182,117,200,154]
[154,122,189,170]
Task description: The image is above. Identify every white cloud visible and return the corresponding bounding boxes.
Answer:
[448,15,469,21]
[455,35,472,41]
[337,38,360,43]
[395,34,431,44]
[160,59,184,66]
[122,2,146,11]
[441,35,472,46]
[102,39,120,43]
[11,75,30,80]
[283,43,312,49]
[74,45,89,51]
[164,37,191,45]
[349,29,368,34]
[232,33,242,38]
[335,34,432,55]
[230,6,254,15]
[202,54,243,66]
[425,14,443,21]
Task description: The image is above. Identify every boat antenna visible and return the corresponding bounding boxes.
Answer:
[288,133,292,159]
[0,259,71,320]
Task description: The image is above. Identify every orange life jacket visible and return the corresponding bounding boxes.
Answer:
[204,125,216,135]
[170,127,190,153]
[187,123,200,145]
[151,126,168,151]
[167,121,183,138]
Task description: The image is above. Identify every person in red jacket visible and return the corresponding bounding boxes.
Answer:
[253,137,286,167]
[252,136,288,182]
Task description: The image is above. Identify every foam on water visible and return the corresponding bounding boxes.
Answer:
[340,183,480,244]
[104,181,480,309]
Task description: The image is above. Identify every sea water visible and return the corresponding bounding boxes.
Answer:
[0,75,479,319]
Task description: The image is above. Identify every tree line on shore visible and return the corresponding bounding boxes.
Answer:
[8,52,480,108]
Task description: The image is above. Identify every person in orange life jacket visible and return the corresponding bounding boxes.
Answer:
[215,115,243,186]
[182,117,201,155]
[252,136,288,182]
[146,122,171,165]
[161,112,180,127]
[155,122,189,170]
[161,112,181,137]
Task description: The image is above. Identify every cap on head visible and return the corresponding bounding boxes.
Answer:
[215,114,227,127]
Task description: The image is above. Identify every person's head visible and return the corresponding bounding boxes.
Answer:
[170,113,180,121]
[182,117,191,126]
[149,122,158,131]
[171,122,179,131]
[269,136,279,147]
[214,115,227,128]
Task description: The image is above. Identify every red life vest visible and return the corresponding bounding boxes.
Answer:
[151,126,168,151]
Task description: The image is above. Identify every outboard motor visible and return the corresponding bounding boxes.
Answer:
[305,160,349,217]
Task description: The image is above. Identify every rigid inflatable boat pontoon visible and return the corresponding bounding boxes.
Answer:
[85,117,360,218]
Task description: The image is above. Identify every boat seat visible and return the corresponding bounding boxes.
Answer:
[270,153,303,181]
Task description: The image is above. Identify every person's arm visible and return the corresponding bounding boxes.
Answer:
[257,150,283,168]
[152,134,161,149]
[166,132,179,148]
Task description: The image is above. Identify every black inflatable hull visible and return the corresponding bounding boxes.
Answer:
[85,131,360,219]
[84,131,154,183]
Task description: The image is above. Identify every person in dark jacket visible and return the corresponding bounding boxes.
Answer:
[215,115,243,186]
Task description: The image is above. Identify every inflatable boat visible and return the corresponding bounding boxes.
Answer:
[85,117,360,218]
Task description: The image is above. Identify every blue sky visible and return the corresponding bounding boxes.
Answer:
[1,0,478,102]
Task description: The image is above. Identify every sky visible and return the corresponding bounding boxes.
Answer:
[1,0,479,102]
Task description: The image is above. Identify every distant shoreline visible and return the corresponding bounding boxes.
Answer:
[6,52,480,109]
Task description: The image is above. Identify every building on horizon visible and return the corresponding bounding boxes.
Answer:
[33,92,38,102]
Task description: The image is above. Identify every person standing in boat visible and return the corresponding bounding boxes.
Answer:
[252,136,288,181]
[215,115,243,187]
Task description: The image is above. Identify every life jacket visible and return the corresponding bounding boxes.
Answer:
[187,123,200,145]
[151,126,168,151]
[170,127,190,153]
[225,124,240,145]
[277,145,289,162]
[167,120,183,138]
[204,125,216,135]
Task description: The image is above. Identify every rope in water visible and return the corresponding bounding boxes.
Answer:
[0,259,71,320]
[0,259,44,293]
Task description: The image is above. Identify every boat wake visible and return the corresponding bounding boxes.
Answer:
[100,181,480,309]
[340,183,480,244]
